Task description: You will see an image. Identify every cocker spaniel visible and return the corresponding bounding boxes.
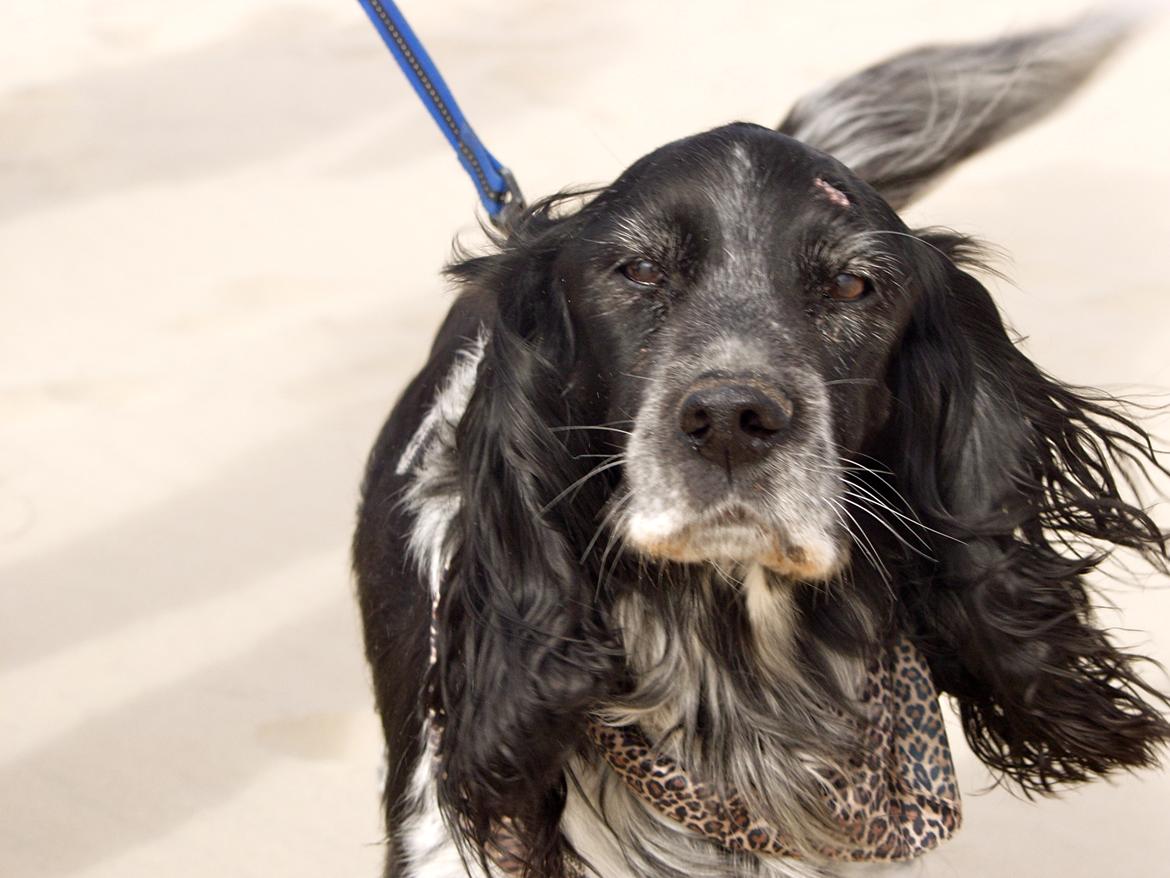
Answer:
[354,13,1169,878]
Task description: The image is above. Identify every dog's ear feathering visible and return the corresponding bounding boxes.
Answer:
[779,11,1140,209]
[883,239,1170,792]
[431,209,622,876]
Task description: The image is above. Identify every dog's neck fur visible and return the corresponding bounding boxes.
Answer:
[602,565,866,734]
[607,566,872,838]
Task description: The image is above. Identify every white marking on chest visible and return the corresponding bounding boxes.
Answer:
[743,563,799,674]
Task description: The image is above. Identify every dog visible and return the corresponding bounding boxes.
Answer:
[354,13,1170,878]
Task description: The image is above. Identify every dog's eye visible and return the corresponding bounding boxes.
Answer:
[619,258,667,287]
[825,273,871,302]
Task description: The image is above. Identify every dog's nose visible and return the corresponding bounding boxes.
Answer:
[677,382,793,468]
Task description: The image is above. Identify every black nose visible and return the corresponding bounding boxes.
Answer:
[678,382,793,469]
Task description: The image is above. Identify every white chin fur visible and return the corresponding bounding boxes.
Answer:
[625,509,844,579]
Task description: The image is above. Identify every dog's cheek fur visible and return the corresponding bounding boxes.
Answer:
[882,243,1170,790]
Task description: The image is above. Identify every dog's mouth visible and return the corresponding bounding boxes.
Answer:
[625,502,844,579]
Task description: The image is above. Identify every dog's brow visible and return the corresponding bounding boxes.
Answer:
[598,208,684,254]
[801,226,907,292]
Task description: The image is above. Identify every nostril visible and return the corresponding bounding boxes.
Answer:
[739,408,776,439]
[680,403,711,444]
[738,396,790,437]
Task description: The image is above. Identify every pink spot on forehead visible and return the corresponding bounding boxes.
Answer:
[814,177,850,209]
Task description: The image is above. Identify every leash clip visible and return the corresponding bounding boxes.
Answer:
[494,167,527,232]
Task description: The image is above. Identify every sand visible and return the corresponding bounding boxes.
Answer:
[2,2,1168,876]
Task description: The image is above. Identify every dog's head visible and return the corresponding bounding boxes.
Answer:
[555,126,914,579]
[426,14,1170,874]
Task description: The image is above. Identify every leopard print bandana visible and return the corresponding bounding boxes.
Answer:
[585,635,961,862]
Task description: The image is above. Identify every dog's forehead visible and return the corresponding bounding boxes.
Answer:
[597,123,864,232]
[630,125,846,193]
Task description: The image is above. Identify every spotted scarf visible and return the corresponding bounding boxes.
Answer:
[584,636,961,864]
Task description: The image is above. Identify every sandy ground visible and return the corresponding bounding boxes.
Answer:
[3,1,1169,876]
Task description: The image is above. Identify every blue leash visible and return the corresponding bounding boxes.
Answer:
[356,0,526,228]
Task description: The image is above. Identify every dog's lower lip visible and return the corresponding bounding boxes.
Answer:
[705,505,761,527]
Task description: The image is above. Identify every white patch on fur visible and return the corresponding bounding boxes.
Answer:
[400,726,496,878]
[744,563,798,674]
[400,332,488,595]
[729,142,754,193]
[397,334,488,477]
[395,333,497,876]
[397,408,441,477]
[401,730,461,876]
[560,770,641,878]
[624,505,686,549]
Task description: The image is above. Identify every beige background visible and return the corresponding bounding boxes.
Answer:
[2,1,1169,876]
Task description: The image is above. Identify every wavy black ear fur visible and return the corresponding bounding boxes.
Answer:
[884,233,1170,791]
[430,200,619,876]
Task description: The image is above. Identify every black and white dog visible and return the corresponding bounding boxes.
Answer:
[354,14,1169,878]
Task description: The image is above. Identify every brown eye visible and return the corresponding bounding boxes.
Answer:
[620,258,666,287]
[826,272,870,301]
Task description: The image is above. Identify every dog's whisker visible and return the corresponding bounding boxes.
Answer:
[823,378,883,388]
[582,489,633,565]
[540,458,626,513]
[816,455,934,527]
[840,489,935,553]
[551,425,634,436]
[826,496,891,589]
[838,476,932,536]
[838,495,935,561]
[833,462,965,545]
[596,515,632,594]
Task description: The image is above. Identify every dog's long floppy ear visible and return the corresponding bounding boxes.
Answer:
[779,13,1137,209]
[885,241,1170,791]
[430,202,618,876]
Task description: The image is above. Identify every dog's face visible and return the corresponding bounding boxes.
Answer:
[556,125,913,577]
